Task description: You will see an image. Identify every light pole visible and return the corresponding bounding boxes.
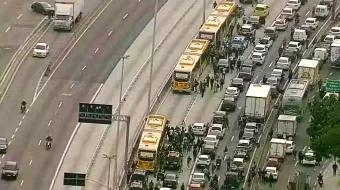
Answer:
[103,154,116,190]
[148,0,158,114]
[203,0,206,25]
[114,55,129,188]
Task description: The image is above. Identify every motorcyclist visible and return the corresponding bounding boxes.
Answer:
[46,135,53,142]
[21,100,27,112]
[216,156,222,167]
[21,100,27,106]
[318,172,323,185]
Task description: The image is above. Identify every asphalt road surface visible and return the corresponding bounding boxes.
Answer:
[0,0,48,77]
[0,0,169,189]
[145,0,337,190]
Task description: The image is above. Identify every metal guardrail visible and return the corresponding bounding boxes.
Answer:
[0,18,51,103]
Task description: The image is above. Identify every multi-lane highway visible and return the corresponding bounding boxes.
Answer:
[0,0,171,189]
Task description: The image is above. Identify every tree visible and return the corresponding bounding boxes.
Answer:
[307,94,340,158]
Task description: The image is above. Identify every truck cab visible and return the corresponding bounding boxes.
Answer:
[53,0,84,31]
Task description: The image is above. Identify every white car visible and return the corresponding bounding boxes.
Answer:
[276,57,291,70]
[281,7,295,20]
[209,124,225,139]
[225,87,240,100]
[259,36,273,48]
[204,134,219,148]
[196,155,211,167]
[33,43,49,58]
[274,18,288,30]
[231,158,245,172]
[254,44,268,55]
[304,18,319,29]
[265,166,279,180]
[271,69,283,80]
[191,172,205,186]
[192,123,206,136]
[286,0,301,10]
[287,41,302,52]
[285,140,296,154]
[251,52,266,65]
[329,26,340,36]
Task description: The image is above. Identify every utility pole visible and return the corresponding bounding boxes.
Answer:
[114,55,129,188]
[103,154,116,190]
[148,0,158,115]
[332,0,337,20]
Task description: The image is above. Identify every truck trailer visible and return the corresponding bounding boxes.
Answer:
[53,0,84,31]
[245,84,271,123]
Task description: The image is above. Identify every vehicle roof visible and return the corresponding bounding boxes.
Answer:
[252,52,263,56]
[199,154,210,158]
[289,41,299,45]
[193,123,205,127]
[227,87,238,91]
[37,43,47,46]
[278,114,297,121]
[306,17,317,20]
[255,44,266,48]
[212,124,223,127]
[295,29,306,32]
[270,138,287,144]
[265,26,276,30]
[233,157,244,162]
[316,4,327,8]
[242,24,252,28]
[283,7,293,10]
[246,84,271,98]
[272,69,283,73]
[246,122,256,126]
[238,139,250,143]
[298,59,319,68]
[165,173,176,177]
[206,134,217,138]
[331,26,340,30]
[284,79,309,98]
[193,172,204,176]
[266,166,277,170]
[256,4,268,8]
[5,161,17,166]
[279,57,289,60]
[233,36,246,40]
[232,77,243,82]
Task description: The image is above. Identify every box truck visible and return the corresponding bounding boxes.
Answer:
[330,39,340,68]
[276,115,297,140]
[245,84,271,122]
[269,138,287,160]
[53,0,84,31]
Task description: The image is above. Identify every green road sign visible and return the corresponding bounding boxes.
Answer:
[326,80,340,92]
[63,172,86,186]
[78,103,113,124]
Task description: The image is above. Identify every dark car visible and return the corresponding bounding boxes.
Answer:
[230,77,244,92]
[31,1,54,15]
[241,59,256,71]
[0,138,8,153]
[238,67,253,81]
[163,173,178,189]
[164,151,182,170]
[282,49,297,62]
[1,161,19,180]
[264,27,279,40]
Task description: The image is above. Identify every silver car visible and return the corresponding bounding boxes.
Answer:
[225,87,240,100]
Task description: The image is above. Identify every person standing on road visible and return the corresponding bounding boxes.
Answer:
[187,156,192,168]
[268,173,274,187]
[213,1,217,8]
[333,162,338,176]
[219,78,224,91]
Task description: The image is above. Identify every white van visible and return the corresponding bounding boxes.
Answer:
[315,5,329,19]
[286,0,301,10]
[293,29,308,42]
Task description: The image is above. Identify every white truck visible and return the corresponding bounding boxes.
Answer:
[276,115,297,140]
[269,138,287,159]
[245,84,271,122]
[330,39,340,68]
[53,0,84,31]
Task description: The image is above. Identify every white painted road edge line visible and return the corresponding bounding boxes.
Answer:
[48,83,103,190]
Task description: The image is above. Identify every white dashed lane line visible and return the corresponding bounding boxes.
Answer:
[48,120,52,126]
[38,140,42,146]
[58,102,63,107]
[94,48,99,53]
[17,14,23,19]
[123,14,128,19]
[29,159,33,166]
[82,65,87,70]
[19,121,22,125]
[5,27,10,32]
[70,83,75,89]
[108,31,113,36]
[20,180,24,186]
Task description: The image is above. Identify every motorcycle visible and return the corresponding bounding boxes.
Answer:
[318,179,323,187]
[20,105,26,113]
[216,161,221,169]
[46,141,52,150]
[295,18,299,25]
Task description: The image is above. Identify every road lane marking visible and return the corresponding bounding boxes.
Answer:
[8,141,11,145]
[82,65,87,70]
[108,31,113,36]
[259,80,262,84]
[48,120,52,126]
[123,14,128,19]
[5,27,10,32]
[17,14,23,19]
[58,102,63,107]
[19,121,22,125]
[22,115,25,119]
[4,2,7,4]
[20,180,24,186]
[11,134,15,139]
[1,155,4,158]
[305,11,310,16]
[26,109,29,114]
[231,136,234,141]
[29,159,33,165]
[70,83,75,89]
[294,161,298,166]
[38,140,42,146]
[330,72,333,75]
[15,128,18,133]
[54,112,57,115]
[269,62,273,67]
[61,93,72,96]
[94,48,99,53]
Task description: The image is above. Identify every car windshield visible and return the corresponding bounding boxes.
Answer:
[243,60,253,65]
[266,168,276,173]
[193,174,203,179]
[211,126,221,131]
[288,0,297,4]
[264,29,274,34]
[276,20,284,24]
[255,7,265,11]
[282,9,292,14]
[324,37,334,42]
[227,89,236,93]
[0,139,5,144]
[288,43,297,48]
[193,125,203,129]
[4,164,16,170]
[278,59,288,63]
[260,39,269,44]
[35,45,46,50]
[205,137,215,141]
[331,28,340,33]
[267,78,277,85]
[199,157,208,161]
[252,54,261,58]
[272,70,281,75]
[165,174,176,180]
[41,2,52,8]
[240,67,251,73]
[255,46,265,51]
[305,19,314,24]
[232,39,242,44]
[232,78,243,84]
[233,161,243,166]
[249,17,258,22]
[241,27,250,32]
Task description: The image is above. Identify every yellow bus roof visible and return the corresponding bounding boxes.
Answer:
[211,1,237,17]
[144,114,167,132]
[138,131,163,151]
[184,39,210,56]
[200,16,227,36]
[174,54,201,73]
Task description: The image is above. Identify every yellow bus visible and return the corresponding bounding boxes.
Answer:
[137,131,163,172]
[198,15,227,43]
[210,1,237,36]
[144,114,168,133]
[172,39,210,93]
